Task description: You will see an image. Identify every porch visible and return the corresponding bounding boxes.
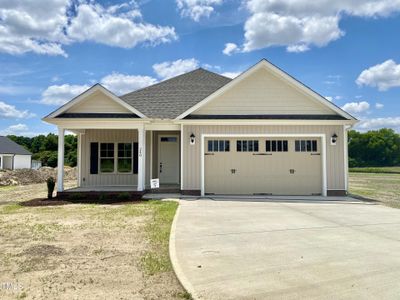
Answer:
[56,125,182,195]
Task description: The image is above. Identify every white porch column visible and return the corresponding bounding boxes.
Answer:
[77,133,82,187]
[57,127,65,192]
[137,126,146,191]
[0,154,3,169]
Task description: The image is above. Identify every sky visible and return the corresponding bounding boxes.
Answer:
[1,0,400,136]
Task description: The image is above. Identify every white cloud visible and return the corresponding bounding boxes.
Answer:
[223,43,239,55]
[242,0,400,53]
[357,117,400,132]
[176,0,223,21]
[67,2,177,48]
[325,96,333,102]
[341,101,370,114]
[375,103,384,109]
[153,58,199,80]
[0,101,35,119]
[0,123,29,136]
[221,71,240,78]
[100,73,157,95]
[356,59,400,91]
[40,84,90,105]
[0,1,177,56]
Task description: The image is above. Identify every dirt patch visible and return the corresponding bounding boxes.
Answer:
[22,244,66,257]
[0,166,76,186]
[20,198,148,206]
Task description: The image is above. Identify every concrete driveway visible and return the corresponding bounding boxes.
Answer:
[170,197,400,299]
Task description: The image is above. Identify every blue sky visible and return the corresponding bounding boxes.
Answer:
[1,0,400,136]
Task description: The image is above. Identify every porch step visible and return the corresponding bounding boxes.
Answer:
[148,188,181,194]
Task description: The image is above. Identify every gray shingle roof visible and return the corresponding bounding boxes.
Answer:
[0,136,31,155]
[120,68,232,119]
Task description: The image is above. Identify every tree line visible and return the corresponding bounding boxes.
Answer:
[8,134,77,168]
[7,128,400,168]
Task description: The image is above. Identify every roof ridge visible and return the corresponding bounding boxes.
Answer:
[120,68,229,98]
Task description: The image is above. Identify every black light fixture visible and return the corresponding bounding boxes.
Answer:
[190,133,196,145]
[331,133,338,145]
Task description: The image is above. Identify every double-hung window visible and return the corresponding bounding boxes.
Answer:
[100,143,114,173]
[118,143,132,173]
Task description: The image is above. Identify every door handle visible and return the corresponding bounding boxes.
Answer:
[159,162,163,173]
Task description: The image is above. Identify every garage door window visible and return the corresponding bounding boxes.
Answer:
[266,140,288,152]
[295,140,318,152]
[208,140,230,152]
[237,140,259,152]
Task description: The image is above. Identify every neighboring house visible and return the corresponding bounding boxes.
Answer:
[0,136,32,170]
[43,59,357,196]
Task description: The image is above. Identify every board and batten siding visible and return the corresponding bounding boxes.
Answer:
[182,125,345,192]
[67,91,131,114]
[80,129,138,187]
[193,68,335,116]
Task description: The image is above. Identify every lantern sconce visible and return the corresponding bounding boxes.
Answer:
[331,133,338,145]
[190,133,196,145]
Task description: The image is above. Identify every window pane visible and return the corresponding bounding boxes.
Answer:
[237,140,241,152]
[208,140,213,152]
[225,141,230,151]
[283,140,288,152]
[242,140,248,151]
[248,140,253,152]
[213,140,219,152]
[300,140,306,152]
[295,140,300,152]
[254,141,259,152]
[277,140,282,152]
[219,140,224,152]
[100,158,114,173]
[306,140,312,152]
[272,140,276,152]
[266,140,271,152]
[118,158,132,173]
[312,140,318,152]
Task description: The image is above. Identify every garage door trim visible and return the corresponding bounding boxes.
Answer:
[200,133,327,197]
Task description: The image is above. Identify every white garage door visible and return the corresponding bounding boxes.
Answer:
[204,137,322,195]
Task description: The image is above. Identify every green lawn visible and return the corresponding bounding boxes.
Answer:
[349,172,400,208]
[349,166,400,174]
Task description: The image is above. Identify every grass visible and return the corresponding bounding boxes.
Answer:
[350,166,400,174]
[349,172,400,208]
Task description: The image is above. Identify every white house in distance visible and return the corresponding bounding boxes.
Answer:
[43,59,358,197]
[0,136,32,170]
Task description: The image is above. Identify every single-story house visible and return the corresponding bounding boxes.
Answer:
[0,136,32,170]
[43,59,357,196]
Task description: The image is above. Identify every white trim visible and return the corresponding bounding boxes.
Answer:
[180,124,183,190]
[149,130,153,183]
[343,125,351,192]
[146,124,181,130]
[200,133,327,197]
[0,154,3,169]
[57,127,65,192]
[137,126,146,191]
[157,133,180,184]
[176,60,356,121]
[77,133,82,187]
[176,119,357,126]
[44,84,147,119]
[42,119,149,129]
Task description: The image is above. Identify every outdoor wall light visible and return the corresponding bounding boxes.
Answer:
[190,133,196,145]
[331,133,338,145]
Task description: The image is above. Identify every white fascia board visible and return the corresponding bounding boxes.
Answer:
[175,119,358,126]
[43,84,147,120]
[43,118,150,129]
[176,59,357,121]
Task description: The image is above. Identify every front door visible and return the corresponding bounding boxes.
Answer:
[158,135,179,184]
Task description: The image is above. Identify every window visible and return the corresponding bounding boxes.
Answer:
[100,143,114,173]
[266,140,288,152]
[118,143,132,173]
[295,140,318,152]
[207,140,230,152]
[161,137,177,142]
[237,140,259,152]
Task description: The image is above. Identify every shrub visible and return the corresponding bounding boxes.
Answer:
[117,192,130,201]
[46,177,56,199]
[98,193,107,201]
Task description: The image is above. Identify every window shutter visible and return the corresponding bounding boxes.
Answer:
[133,142,138,174]
[90,142,98,174]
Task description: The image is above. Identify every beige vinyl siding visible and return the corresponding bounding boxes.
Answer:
[182,125,345,191]
[80,129,138,187]
[193,68,335,116]
[67,91,132,114]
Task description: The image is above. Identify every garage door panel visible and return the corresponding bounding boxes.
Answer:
[205,137,322,195]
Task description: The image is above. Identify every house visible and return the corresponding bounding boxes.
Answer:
[43,59,357,197]
[0,136,32,170]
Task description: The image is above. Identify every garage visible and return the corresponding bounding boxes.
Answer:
[204,136,323,195]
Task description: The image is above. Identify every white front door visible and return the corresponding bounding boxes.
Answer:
[158,135,179,184]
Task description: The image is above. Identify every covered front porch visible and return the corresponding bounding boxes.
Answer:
[56,124,182,195]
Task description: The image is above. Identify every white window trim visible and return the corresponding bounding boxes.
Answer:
[98,142,134,175]
[201,133,327,197]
